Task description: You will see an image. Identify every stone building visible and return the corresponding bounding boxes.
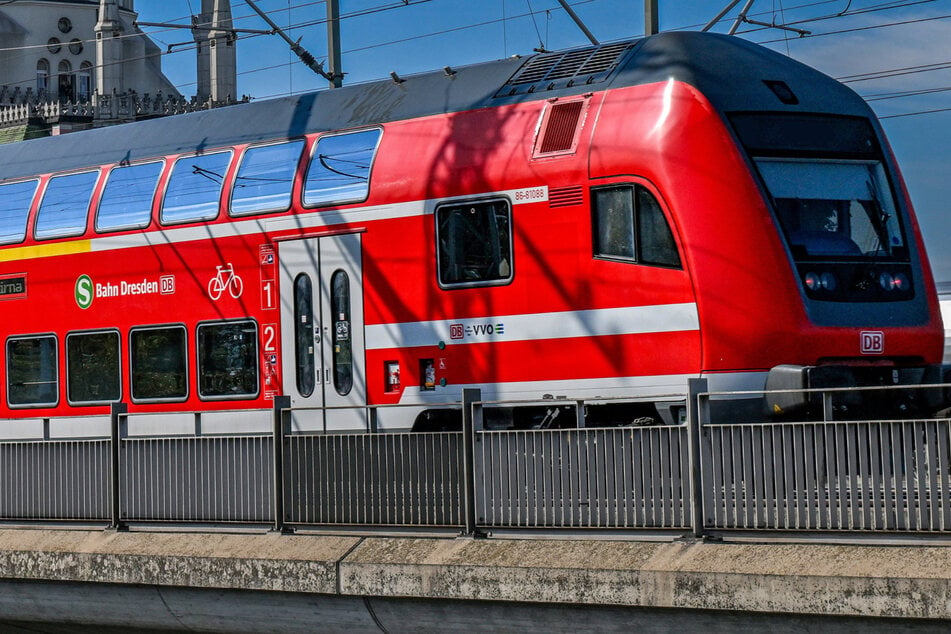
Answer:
[0,0,238,139]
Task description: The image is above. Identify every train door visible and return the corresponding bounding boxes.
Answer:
[279,233,367,432]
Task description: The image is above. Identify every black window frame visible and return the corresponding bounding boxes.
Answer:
[129,324,189,403]
[66,329,122,405]
[591,184,682,269]
[196,319,261,400]
[6,334,59,408]
[435,197,514,289]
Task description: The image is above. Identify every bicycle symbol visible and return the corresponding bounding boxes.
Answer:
[208,263,244,300]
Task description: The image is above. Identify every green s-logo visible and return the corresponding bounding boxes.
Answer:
[75,274,93,309]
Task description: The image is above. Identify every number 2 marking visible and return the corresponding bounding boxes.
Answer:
[263,324,277,352]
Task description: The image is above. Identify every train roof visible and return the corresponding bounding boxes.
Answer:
[0,30,869,181]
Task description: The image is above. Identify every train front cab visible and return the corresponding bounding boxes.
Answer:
[732,112,946,420]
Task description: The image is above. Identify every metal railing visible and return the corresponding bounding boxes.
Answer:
[0,438,110,521]
[475,426,691,530]
[0,382,950,540]
[701,417,951,532]
[120,436,273,524]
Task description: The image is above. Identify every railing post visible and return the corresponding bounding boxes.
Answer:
[462,388,482,536]
[687,379,708,538]
[109,402,127,530]
[272,396,291,533]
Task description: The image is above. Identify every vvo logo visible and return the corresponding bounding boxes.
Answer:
[860,331,884,355]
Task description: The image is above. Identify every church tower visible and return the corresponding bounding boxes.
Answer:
[95,0,123,96]
[195,0,237,102]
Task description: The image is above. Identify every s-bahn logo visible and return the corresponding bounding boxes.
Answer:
[75,274,176,309]
[75,275,94,309]
[861,331,885,355]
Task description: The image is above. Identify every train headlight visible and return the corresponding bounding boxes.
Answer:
[804,271,837,292]
[819,272,837,291]
[893,272,910,291]
[879,272,895,291]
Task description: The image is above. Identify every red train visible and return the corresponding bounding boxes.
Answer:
[0,31,943,434]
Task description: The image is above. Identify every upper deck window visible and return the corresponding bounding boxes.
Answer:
[161,150,232,224]
[34,170,98,240]
[96,161,163,232]
[231,140,305,216]
[303,129,381,207]
[0,180,39,245]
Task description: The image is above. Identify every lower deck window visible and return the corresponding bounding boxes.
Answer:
[130,326,187,401]
[7,335,58,407]
[197,320,259,399]
[436,199,513,287]
[67,331,121,404]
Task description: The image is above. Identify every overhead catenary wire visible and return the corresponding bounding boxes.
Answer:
[0,0,947,120]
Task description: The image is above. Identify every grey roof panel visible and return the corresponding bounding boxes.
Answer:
[0,32,870,182]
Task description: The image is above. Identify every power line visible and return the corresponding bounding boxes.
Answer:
[838,61,951,83]
[756,11,951,44]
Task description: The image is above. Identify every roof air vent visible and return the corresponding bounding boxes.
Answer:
[496,41,635,98]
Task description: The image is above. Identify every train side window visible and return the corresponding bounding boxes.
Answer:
[161,150,232,224]
[436,198,513,288]
[231,140,305,216]
[303,128,381,207]
[34,170,99,240]
[6,335,58,407]
[96,161,164,232]
[0,180,39,245]
[294,274,316,398]
[130,325,188,402]
[197,320,260,399]
[330,270,353,396]
[592,185,681,268]
[67,330,120,404]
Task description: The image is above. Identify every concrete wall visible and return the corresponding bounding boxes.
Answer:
[0,529,949,631]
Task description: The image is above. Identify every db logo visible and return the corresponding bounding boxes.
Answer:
[449,324,465,340]
[860,331,884,355]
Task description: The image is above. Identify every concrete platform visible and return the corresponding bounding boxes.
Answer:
[0,529,948,631]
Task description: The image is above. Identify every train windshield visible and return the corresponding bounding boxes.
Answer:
[755,158,906,261]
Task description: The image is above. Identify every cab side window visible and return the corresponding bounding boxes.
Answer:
[592,185,681,268]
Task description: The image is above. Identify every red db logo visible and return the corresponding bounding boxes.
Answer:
[860,331,884,355]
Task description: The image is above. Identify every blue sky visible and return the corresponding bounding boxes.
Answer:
[140,1,951,280]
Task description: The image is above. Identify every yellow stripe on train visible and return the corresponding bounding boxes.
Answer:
[0,240,92,262]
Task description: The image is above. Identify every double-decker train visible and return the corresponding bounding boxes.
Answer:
[0,31,943,435]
